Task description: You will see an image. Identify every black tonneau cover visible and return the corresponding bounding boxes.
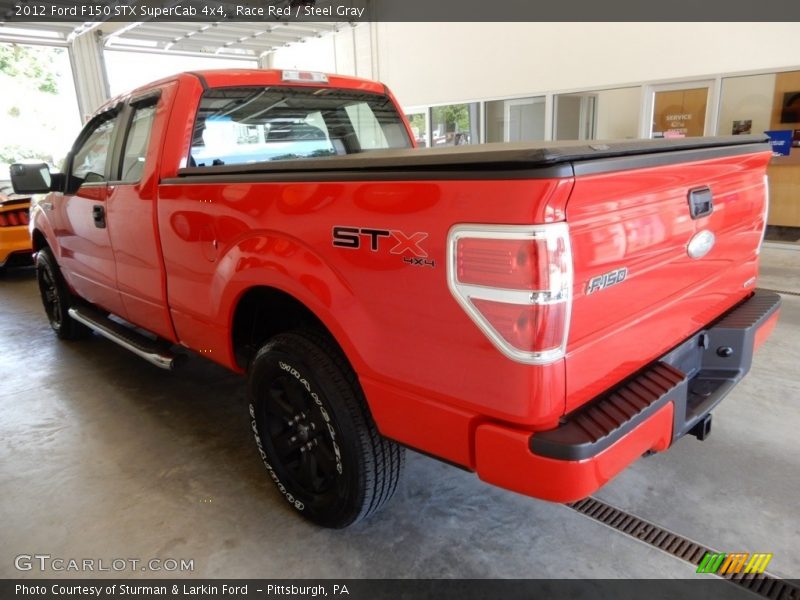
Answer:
[173,135,770,181]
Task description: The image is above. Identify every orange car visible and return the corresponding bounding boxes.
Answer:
[0,181,33,271]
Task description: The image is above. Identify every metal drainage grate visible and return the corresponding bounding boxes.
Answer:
[757,287,800,298]
[569,497,800,599]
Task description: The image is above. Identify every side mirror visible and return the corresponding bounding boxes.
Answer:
[10,163,53,194]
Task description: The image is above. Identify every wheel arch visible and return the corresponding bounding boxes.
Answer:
[31,228,48,253]
[228,283,364,377]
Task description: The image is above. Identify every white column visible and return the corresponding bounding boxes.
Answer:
[69,30,110,121]
[348,23,374,79]
[257,51,274,70]
[368,22,379,81]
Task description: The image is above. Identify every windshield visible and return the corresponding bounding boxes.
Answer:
[189,86,411,167]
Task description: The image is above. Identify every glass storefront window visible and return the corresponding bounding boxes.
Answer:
[720,71,800,243]
[485,97,545,143]
[649,84,712,138]
[596,87,641,139]
[554,93,596,140]
[554,87,640,141]
[405,112,428,147]
[430,103,479,146]
[719,74,776,137]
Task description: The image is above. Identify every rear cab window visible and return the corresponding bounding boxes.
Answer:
[189,86,411,167]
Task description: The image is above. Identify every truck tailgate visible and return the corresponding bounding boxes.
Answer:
[564,147,771,412]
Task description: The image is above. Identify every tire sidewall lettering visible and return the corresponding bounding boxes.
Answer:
[278,360,343,475]
[251,356,345,514]
[250,404,305,511]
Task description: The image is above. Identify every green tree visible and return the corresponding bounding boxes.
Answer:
[406,113,426,142]
[407,113,425,131]
[0,144,43,166]
[442,104,469,132]
[1,43,66,168]
[432,104,469,134]
[0,44,59,94]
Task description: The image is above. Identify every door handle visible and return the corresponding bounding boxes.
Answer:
[92,204,106,228]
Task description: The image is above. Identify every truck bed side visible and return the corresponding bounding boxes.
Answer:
[155,129,770,468]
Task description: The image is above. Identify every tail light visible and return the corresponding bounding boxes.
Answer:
[447,223,573,364]
[282,70,328,84]
[0,209,29,227]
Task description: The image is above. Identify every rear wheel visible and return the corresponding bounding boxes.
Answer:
[36,248,90,340]
[248,329,404,528]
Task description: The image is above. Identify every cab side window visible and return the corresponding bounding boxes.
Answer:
[72,116,117,183]
[120,105,156,183]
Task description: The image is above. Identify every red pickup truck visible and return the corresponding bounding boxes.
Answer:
[12,69,780,528]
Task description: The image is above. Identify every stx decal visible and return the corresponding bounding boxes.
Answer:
[332,226,434,266]
[390,231,429,257]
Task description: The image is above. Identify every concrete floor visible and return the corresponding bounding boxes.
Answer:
[1,246,798,580]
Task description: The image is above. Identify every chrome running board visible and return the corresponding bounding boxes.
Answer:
[68,306,176,370]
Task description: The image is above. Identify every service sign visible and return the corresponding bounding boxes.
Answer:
[765,130,793,156]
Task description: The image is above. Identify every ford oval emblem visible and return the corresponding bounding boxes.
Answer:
[687,230,716,259]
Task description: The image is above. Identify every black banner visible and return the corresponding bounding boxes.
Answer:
[3,579,796,600]
[2,0,800,23]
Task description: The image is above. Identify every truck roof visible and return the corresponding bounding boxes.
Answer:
[96,69,387,117]
[186,69,387,94]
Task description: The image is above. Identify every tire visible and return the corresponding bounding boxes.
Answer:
[36,247,90,340]
[248,329,405,528]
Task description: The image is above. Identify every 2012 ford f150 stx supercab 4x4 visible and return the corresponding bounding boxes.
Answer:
[12,69,780,528]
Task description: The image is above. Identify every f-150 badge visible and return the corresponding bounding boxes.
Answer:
[586,267,628,295]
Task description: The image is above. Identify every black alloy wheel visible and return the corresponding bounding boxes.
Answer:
[264,370,342,499]
[36,248,90,340]
[248,329,404,528]
[39,261,62,329]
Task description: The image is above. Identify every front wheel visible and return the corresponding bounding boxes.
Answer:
[36,248,90,340]
[248,329,405,528]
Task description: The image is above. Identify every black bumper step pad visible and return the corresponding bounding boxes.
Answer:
[531,362,687,460]
[530,291,781,461]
